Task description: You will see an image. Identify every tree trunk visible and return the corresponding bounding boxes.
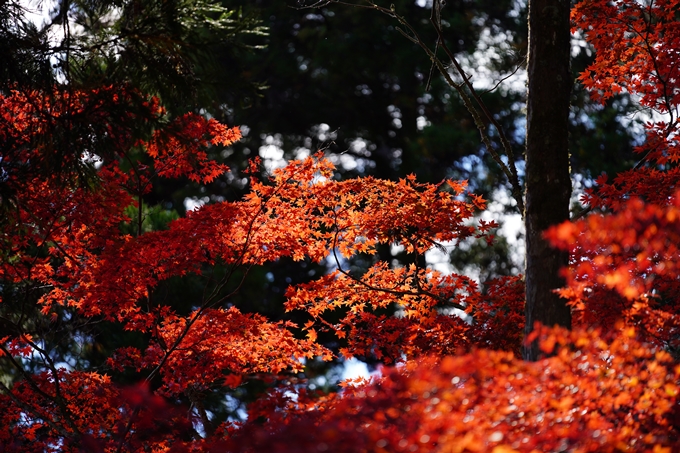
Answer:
[523,0,572,360]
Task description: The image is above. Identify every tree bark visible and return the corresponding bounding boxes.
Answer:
[523,0,572,360]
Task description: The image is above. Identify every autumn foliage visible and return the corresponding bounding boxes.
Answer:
[228,325,680,453]
[573,0,680,209]
[1,0,680,451]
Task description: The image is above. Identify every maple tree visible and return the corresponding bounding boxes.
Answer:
[0,82,514,450]
[2,0,680,452]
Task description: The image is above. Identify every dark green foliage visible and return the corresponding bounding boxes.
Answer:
[570,41,638,179]
[226,0,528,182]
[1,0,265,108]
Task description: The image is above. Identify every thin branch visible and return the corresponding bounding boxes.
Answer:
[24,337,82,436]
[0,379,73,439]
[425,0,522,210]
[424,0,444,91]
[329,221,466,312]
[0,344,59,404]
[480,61,525,95]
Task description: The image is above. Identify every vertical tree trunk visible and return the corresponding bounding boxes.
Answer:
[523,0,572,360]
